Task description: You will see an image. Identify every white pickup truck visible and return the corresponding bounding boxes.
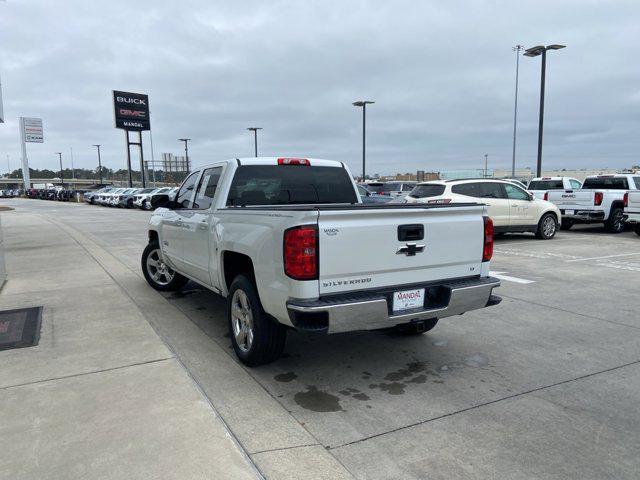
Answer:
[527,177,582,200]
[141,157,501,366]
[624,191,640,236]
[546,174,640,232]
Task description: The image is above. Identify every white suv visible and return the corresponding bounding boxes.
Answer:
[404,179,562,239]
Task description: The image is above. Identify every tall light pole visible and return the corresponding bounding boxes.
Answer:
[178,138,191,173]
[353,100,374,181]
[511,44,524,178]
[524,44,566,177]
[93,144,103,185]
[246,127,262,157]
[484,154,488,178]
[56,152,64,187]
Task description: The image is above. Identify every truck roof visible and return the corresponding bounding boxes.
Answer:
[530,176,576,181]
[201,157,345,169]
[585,174,634,179]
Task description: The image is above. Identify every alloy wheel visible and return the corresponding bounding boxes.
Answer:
[231,289,254,353]
[145,248,175,286]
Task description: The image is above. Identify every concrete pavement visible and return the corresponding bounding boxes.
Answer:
[2,198,640,479]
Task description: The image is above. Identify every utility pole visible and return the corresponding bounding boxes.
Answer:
[511,44,524,178]
[70,146,75,180]
[484,154,488,178]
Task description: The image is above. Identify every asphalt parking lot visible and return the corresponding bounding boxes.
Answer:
[2,198,640,479]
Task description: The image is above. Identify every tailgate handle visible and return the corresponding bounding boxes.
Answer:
[398,224,424,241]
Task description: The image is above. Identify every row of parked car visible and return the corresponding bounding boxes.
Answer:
[25,187,81,201]
[359,173,640,239]
[0,189,24,198]
[84,186,178,209]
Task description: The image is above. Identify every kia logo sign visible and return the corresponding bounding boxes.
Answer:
[113,90,150,131]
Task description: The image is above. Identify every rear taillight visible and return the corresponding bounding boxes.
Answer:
[427,198,452,204]
[483,216,494,262]
[284,225,318,280]
[594,192,604,206]
[278,158,310,166]
[543,192,549,201]
[623,192,629,208]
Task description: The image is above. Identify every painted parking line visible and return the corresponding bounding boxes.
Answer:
[566,252,640,263]
[490,271,536,284]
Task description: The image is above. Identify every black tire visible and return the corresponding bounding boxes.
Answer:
[395,318,439,335]
[141,241,189,291]
[635,224,640,237]
[560,218,574,231]
[536,213,558,240]
[604,207,625,233]
[127,199,134,208]
[227,275,286,366]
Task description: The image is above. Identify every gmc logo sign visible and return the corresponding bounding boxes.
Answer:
[118,109,146,118]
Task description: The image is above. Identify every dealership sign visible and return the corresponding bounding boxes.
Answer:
[20,117,44,143]
[113,90,150,131]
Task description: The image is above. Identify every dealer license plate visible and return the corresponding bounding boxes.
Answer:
[392,288,425,312]
[565,210,574,215]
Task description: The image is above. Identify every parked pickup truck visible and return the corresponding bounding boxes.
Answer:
[624,191,640,236]
[141,157,501,366]
[527,177,582,200]
[546,174,640,232]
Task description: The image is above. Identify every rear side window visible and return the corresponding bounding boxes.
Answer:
[582,177,629,189]
[479,182,505,199]
[528,180,564,190]
[569,180,582,189]
[401,184,414,192]
[193,167,223,210]
[452,183,482,197]
[633,177,640,189]
[226,165,357,206]
[409,184,445,198]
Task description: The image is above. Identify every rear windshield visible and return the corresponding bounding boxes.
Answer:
[528,180,564,190]
[582,177,629,189]
[226,165,357,206]
[408,184,446,198]
[365,183,384,193]
[382,183,402,192]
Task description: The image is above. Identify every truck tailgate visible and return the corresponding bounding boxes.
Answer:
[547,190,594,208]
[317,205,485,295]
[628,191,640,214]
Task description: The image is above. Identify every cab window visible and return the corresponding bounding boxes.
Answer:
[569,179,582,189]
[193,167,223,210]
[504,183,529,200]
[175,171,200,208]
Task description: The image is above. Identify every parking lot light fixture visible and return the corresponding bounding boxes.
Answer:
[247,127,262,157]
[524,44,566,177]
[353,100,374,181]
[178,138,191,173]
[93,144,103,185]
[55,152,64,187]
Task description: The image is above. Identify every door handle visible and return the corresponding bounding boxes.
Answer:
[198,222,208,231]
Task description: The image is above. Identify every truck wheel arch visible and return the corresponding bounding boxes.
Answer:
[148,230,159,244]
[222,251,256,292]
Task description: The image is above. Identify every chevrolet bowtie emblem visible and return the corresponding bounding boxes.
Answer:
[396,243,425,256]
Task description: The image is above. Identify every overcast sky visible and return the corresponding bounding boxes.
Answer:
[1,0,639,176]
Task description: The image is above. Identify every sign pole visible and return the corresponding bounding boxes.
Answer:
[138,131,146,188]
[19,121,30,189]
[125,130,133,187]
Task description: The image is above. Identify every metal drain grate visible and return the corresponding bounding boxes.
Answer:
[0,307,43,351]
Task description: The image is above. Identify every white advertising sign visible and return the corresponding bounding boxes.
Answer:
[21,117,43,143]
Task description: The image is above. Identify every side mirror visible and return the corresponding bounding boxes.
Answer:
[151,194,175,209]
[528,192,535,201]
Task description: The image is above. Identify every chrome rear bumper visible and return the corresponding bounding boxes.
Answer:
[287,276,501,334]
